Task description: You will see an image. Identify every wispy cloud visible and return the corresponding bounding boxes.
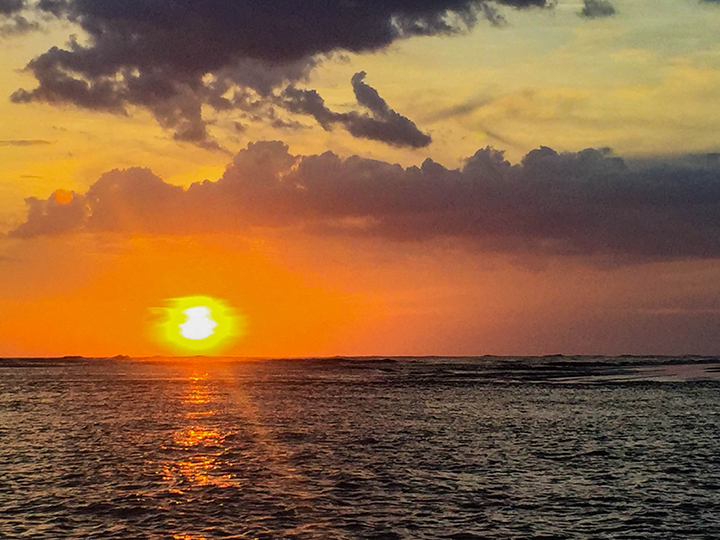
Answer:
[423,96,495,123]
[0,139,52,146]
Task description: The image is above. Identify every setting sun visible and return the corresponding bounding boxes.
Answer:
[152,295,243,355]
[180,307,217,340]
[3,1,720,538]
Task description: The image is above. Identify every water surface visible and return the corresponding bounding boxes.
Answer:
[1,356,719,539]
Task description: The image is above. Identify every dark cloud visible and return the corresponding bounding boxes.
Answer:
[499,0,545,6]
[26,0,547,64]
[11,190,87,238]
[270,118,307,131]
[10,0,547,148]
[0,1,43,36]
[348,71,432,148]
[0,0,23,16]
[84,168,185,232]
[580,0,616,18]
[12,141,720,261]
[283,72,432,148]
[0,139,51,146]
[0,14,39,35]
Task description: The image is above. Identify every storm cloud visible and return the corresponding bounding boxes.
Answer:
[8,0,548,148]
[12,141,720,261]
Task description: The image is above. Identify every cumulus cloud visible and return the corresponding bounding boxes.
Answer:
[11,190,87,238]
[580,0,616,18]
[9,0,548,148]
[283,72,431,148]
[12,141,720,261]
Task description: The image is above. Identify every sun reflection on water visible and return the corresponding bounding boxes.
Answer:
[162,455,227,487]
[160,369,238,491]
[159,363,324,537]
[182,387,212,406]
[173,427,221,446]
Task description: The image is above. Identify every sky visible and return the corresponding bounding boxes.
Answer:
[1,0,720,357]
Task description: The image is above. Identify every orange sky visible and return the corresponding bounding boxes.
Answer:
[2,1,720,357]
[2,227,720,357]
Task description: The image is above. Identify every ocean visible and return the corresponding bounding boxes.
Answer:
[1,356,719,539]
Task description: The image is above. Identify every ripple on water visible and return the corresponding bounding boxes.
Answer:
[1,357,719,539]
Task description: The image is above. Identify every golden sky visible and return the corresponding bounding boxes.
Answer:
[2,0,720,357]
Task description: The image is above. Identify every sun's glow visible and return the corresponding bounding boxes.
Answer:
[152,295,243,354]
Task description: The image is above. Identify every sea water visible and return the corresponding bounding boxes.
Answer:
[1,356,719,539]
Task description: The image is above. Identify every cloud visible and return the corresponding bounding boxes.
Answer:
[283,72,431,148]
[10,0,548,148]
[580,0,616,18]
[0,0,23,16]
[11,189,87,238]
[423,95,495,123]
[0,14,39,35]
[346,72,432,148]
[12,141,720,261]
[0,139,51,146]
[0,1,42,36]
[475,123,525,149]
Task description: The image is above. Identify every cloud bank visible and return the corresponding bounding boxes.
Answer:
[12,141,720,261]
[5,0,548,148]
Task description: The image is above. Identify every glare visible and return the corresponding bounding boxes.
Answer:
[151,295,244,354]
[180,307,217,340]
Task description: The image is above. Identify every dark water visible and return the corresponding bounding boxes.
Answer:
[1,356,720,539]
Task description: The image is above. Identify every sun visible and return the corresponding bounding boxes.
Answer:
[152,295,244,354]
[179,306,217,340]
